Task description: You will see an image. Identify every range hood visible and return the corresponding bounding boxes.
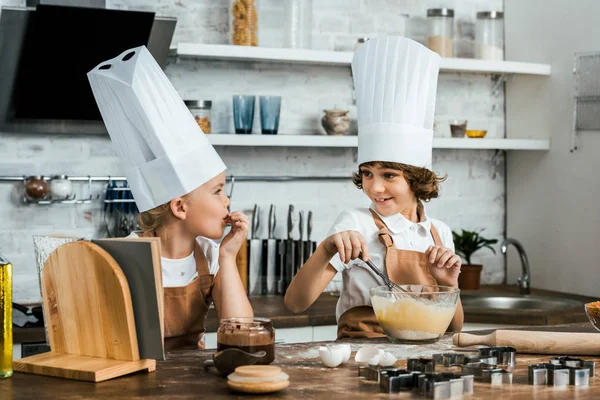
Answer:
[0,0,177,135]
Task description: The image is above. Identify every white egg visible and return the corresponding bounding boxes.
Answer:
[354,346,381,365]
[328,344,351,363]
[378,352,397,367]
[319,346,344,368]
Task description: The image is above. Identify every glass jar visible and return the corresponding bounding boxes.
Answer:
[217,317,275,364]
[50,175,73,200]
[284,0,313,49]
[427,8,454,58]
[476,11,504,60]
[231,0,258,46]
[185,100,212,134]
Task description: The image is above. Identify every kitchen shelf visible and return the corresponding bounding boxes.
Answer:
[175,43,552,76]
[207,134,550,150]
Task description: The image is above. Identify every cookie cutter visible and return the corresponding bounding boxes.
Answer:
[529,363,590,387]
[358,365,398,383]
[461,362,513,385]
[550,356,595,377]
[416,372,474,399]
[431,352,497,366]
[478,346,517,366]
[407,357,437,373]
[379,369,474,399]
[379,368,415,393]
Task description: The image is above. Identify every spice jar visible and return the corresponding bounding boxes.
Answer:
[476,11,504,60]
[24,176,50,200]
[231,0,258,46]
[50,175,73,199]
[426,8,454,58]
[321,109,350,136]
[185,100,212,133]
[217,317,275,365]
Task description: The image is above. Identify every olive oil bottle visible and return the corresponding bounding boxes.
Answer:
[0,253,12,378]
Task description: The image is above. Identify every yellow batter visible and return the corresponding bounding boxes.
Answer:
[371,295,456,340]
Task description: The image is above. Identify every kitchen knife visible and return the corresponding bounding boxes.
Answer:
[296,211,305,276]
[248,204,262,296]
[453,330,600,356]
[284,204,295,295]
[303,210,314,263]
[263,204,277,295]
[276,238,286,295]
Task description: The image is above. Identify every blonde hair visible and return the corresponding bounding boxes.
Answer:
[138,193,193,235]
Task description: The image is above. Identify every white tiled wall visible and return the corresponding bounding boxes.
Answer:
[0,0,506,303]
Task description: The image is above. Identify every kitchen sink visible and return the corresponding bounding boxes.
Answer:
[460,293,584,311]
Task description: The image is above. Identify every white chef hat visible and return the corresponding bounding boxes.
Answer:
[352,36,440,170]
[88,46,226,213]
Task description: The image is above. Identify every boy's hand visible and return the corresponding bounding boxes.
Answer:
[220,212,249,259]
[426,245,461,287]
[323,230,369,263]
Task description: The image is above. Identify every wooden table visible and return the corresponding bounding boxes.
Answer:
[3,323,599,399]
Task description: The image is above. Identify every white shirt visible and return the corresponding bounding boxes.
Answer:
[127,232,220,288]
[327,205,454,320]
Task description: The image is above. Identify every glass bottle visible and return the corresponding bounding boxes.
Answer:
[426,8,454,58]
[0,253,12,378]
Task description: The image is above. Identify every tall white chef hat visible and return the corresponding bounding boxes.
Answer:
[352,36,440,170]
[88,46,226,213]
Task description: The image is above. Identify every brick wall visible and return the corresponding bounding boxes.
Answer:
[0,0,505,302]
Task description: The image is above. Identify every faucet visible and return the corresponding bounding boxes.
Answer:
[501,238,531,295]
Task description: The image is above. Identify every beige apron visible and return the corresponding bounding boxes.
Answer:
[163,241,215,351]
[337,207,442,339]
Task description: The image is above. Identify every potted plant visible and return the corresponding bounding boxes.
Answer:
[452,229,498,290]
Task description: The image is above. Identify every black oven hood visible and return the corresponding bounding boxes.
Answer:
[0,1,176,135]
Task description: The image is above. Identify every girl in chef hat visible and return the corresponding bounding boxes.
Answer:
[285,36,463,339]
[88,46,253,350]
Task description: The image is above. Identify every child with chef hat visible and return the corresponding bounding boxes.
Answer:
[88,47,253,350]
[285,36,463,339]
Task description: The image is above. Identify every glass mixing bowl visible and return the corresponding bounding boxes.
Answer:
[370,285,460,344]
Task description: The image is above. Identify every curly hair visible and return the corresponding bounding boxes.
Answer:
[352,161,446,202]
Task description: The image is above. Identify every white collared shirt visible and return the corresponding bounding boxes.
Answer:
[126,232,220,287]
[327,205,454,320]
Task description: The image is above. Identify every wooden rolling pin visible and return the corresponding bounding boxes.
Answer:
[453,330,600,356]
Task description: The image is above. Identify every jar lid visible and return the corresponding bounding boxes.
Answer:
[477,11,504,19]
[25,175,44,180]
[184,100,212,109]
[427,8,454,17]
[51,175,69,180]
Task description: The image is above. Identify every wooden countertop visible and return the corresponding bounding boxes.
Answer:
[13,285,597,343]
[3,323,600,399]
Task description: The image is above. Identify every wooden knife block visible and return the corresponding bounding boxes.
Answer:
[13,241,156,382]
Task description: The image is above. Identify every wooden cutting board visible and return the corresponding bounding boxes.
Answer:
[454,329,600,355]
[41,241,139,361]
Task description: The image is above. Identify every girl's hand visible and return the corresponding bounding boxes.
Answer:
[220,212,249,259]
[323,230,369,263]
[426,245,462,287]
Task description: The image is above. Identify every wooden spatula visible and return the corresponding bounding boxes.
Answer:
[453,330,600,356]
